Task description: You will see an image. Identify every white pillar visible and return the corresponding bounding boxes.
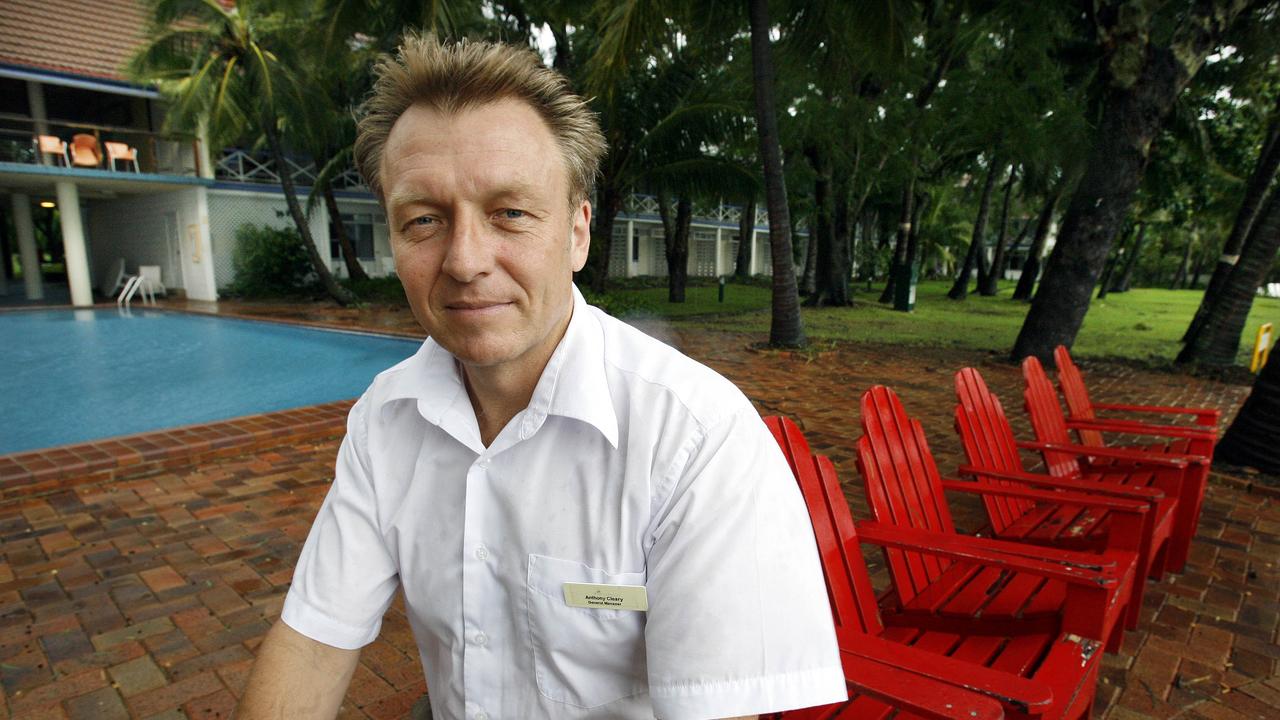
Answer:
[748,229,759,276]
[626,220,637,278]
[714,226,724,277]
[12,194,43,300]
[55,182,93,306]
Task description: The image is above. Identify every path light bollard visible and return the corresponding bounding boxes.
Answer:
[718,275,726,303]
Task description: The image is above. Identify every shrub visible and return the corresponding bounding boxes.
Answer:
[226,224,316,298]
[343,276,409,306]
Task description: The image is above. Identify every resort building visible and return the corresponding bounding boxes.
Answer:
[0,0,779,308]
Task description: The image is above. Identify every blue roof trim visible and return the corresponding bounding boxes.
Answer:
[0,162,213,186]
[0,64,160,99]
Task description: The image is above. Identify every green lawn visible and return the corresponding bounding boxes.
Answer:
[589,279,1280,365]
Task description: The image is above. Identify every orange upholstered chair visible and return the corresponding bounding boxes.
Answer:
[105,141,140,172]
[70,133,102,168]
[34,135,70,166]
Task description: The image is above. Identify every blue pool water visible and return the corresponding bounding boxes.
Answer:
[0,309,421,455]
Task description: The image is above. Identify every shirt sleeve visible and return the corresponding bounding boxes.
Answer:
[280,396,400,649]
[643,403,846,720]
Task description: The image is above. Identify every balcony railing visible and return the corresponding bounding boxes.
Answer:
[0,113,202,177]
[215,148,367,189]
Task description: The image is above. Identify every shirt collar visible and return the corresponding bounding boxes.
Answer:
[526,285,619,448]
[383,284,619,449]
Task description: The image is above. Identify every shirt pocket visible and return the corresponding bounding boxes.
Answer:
[526,554,648,708]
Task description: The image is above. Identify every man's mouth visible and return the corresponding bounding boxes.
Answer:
[445,300,514,312]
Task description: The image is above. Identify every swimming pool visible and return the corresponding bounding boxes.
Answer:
[0,309,421,455]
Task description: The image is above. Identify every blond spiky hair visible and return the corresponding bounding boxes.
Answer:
[355,33,606,205]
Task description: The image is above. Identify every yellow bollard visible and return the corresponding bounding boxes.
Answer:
[1251,322,1273,373]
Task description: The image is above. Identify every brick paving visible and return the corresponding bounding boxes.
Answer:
[1,302,1276,719]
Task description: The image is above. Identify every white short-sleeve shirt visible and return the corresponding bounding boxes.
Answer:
[282,287,844,720]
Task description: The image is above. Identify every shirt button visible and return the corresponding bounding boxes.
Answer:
[475,713,488,720]
[474,632,488,647]
[475,546,489,560]
[477,458,490,469]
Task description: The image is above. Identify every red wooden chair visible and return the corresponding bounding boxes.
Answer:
[767,415,1111,720]
[856,385,1137,655]
[1052,345,1216,571]
[953,367,1176,628]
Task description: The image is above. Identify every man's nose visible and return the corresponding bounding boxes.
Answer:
[440,213,491,282]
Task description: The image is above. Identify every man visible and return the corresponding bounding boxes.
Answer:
[237,35,843,720]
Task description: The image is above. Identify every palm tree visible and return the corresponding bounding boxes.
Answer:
[1216,348,1280,474]
[1010,0,1257,363]
[748,0,805,347]
[130,0,356,305]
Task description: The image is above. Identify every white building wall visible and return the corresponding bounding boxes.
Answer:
[87,188,216,299]
[206,188,331,290]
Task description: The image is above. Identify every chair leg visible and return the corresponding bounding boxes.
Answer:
[1166,464,1207,573]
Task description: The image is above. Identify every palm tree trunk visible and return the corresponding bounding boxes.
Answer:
[1113,222,1147,293]
[830,176,852,305]
[588,181,624,294]
[734,197,755,279]
[1183,94,1280,343]
[800,232,818,296]
[979,167,1017,296]
[1097,243,1121,300]
[804,144,840,307]
[1013,189,1060,301]
[1216,344,1280,473]
[324,187,369,281]
[658,193,692,303]
[262,121,354,306]
[880,180,915,303]
[1011,0,1252,364]
[894,191,927,312]
[1171,234,1195,289]
[1177,191,1280,366]
[749,0,804,348]
[949,156,1000,300]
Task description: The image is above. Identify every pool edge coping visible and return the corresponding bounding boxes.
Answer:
[0,399,353,502]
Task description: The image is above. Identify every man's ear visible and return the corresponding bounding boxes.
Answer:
[570,199,592,272]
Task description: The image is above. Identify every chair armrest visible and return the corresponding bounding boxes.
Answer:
[1064,418,1216,442]
[1091,402,1219,426]
[1016,439,1191,468]
[853,635,1052,715]
[857,521,1118,587]
[952,466,1163,502]
[908,507,1120,571]
[838,650,1005,719]
[941,477,1152,513]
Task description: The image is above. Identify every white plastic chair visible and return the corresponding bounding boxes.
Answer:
[138,265,167,296]
[101,258,128,297]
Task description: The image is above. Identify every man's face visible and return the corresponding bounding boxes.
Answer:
[382,98,591,377]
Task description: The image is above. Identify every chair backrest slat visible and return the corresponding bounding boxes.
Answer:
[1054,346,1105,447]
[765,416,883,637]
[856,386,954,604]
[1022,356,1085,478]
[954,368,1033,530]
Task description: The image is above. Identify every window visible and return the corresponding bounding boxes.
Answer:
[332,212,376,261]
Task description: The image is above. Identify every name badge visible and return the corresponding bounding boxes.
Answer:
[562,582,649,612]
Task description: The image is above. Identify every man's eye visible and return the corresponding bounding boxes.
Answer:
[412,216,436,226]
[500,209,525,220]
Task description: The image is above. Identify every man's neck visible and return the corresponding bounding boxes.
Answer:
[461,361,543,447]
[460,303,575,447]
